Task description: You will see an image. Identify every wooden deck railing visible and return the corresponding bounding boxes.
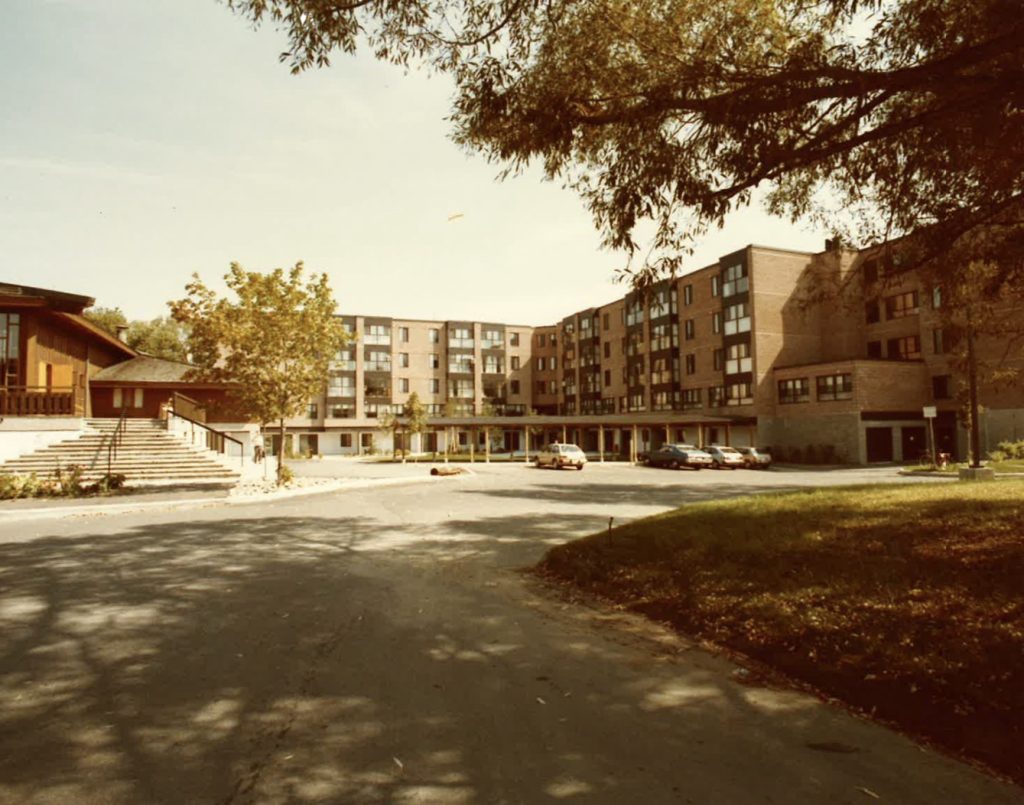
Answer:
[0,386,77,416]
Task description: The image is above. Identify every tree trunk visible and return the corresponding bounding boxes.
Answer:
[278,417,285,485]
[966,312,982,468]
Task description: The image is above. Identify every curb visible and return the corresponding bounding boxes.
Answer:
[0,473,452,523]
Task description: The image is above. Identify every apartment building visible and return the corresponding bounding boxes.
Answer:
[278,240,1023,463]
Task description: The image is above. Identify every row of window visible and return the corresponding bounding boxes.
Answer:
[340,352,524,373]
[778,373,854,404]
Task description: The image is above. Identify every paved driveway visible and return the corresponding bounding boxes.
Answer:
[0,465,1015,804]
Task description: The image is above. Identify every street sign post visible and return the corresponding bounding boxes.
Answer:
[923,406,937,465]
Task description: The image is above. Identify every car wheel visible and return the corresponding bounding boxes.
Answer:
[670,460,680,470]
[576,463,584,471]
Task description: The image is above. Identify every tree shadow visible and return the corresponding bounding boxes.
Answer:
[0,512,1017,803]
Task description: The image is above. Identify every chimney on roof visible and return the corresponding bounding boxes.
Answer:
[825,237,844,252]
[115,324,129,343]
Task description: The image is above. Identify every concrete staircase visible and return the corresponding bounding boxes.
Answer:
[0,418,241,486]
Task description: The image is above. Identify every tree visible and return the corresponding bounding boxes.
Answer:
[125,317,190,362]
[226,0,1024,292]
[380,392,429,461]
[83,306,127,336]
[169,262,350,484]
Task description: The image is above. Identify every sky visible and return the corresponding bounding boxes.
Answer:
[1,0,826,326]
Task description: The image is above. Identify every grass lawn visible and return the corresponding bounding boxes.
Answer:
[536,481,1024,784]
[902,460,1024,474]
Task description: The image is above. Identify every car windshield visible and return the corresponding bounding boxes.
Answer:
[720,447,740,454]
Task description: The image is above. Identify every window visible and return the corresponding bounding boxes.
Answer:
[429,353,440,369]
[510,379,520,395]
[307,402,319,419]
[448,354,475,373]
[604,369,611,387]
[683,284,693,306]
[449,327,474,348]
[511,355,520,370]
[723,302,751,335]
[713,348,724,371]
[603,312,610,329]
[725,342,752,374]
[332,347,356,370]
[365,324,391,345]
[361,433,374,448]
[932,328,946,354]
[865,301,880,324]
[932,287,942,309]
[726,382,752,406]
[711,275,720,297]
[712,312,722,334]
[650,322,677,351]
[888,335,922,360]
[399,326,410,342]
[625,300,644,326]
[709,385,726,407]
[399,378,409,393]
[650,288,676,319]
[537,333,546,347]
[537,356,546,371]
[399,352,409,368]
[366,350,391,372]
[430,378,440,394]
[548,380,557,394]
[1,312,21,387]
[684,319,695,340]
[510,332,520,347]
[603,341,611,358]
[721,263,748,297]
[885,291,919,319]
[652,390,680,411]
[429,328,440,343]
[330,404,354,418]
[932,375,952,400]
[482,329,502,349]
[450,378,474,398]
[340,433,353,448]
[867,340,883,358]
[685,354,696,375]
[483,355,504,374]
[777,378,810,404]
[327,373,356,397]
[551,357,557,371]
[364,377,390,398]
[682,388,701,410]
[816,373,853,401]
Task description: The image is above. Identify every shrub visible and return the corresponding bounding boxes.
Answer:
[279,465,295,485]
[988,449,1008,462]
[995,440,1024,460]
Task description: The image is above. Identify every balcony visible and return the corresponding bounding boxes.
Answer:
[0,386,78,416]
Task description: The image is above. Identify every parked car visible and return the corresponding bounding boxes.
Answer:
[536,443,587,470]
[641,443,713,470]
[735,446,773,469]
[706,445,746,469]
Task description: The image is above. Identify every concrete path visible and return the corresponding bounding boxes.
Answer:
[0,466,1015,804]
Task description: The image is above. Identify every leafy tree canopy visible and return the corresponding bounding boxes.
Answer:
[83,306,128,336]
[125,317,190,362]
[226,0,1024,291]
[169,262,350,480]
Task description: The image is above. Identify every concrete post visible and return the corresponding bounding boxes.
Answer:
[524,424,530,463]
[599,425,605,462]
[470,426,475,463]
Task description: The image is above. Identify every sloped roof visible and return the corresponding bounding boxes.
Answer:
[91,356,194,383]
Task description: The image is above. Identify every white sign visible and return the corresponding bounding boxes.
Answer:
[923,406,937,419]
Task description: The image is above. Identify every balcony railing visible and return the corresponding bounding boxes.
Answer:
[0,386,77,416]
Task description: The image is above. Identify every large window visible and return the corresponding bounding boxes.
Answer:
[682,388,702,410]
[726,381,753,406]
[650,322,677,351]
[364,324,391,345]
[709,385,726,407]
[650,288,676,318]
[448,354,475,373]
[450,378,474,398]
[483,355,505,374]
[625,301,644,326]
[721,263,748,296]
[723,302,751,335]
[364,377,390,398]
[816,373,853,401]
[0,312,20,387]
[777,378,810,404]
[885,291,919,319]
[327,373,356,397]
[482,329,502,349]
[331,347,356,370]
[448,327,474,349]
[888,335,922,360]
[725,341,752,374]
[365,350,391,372]
[652,390,680,411]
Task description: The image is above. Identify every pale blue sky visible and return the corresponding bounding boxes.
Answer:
[1,0,824,325]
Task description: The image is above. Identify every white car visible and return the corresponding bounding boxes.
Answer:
[536,443,587,470]
[706,445,746,469]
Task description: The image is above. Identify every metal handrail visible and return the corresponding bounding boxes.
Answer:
[168,407,245,467]
[107,406,129,478]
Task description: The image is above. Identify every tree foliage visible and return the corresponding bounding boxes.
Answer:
[125,317,190,362]
[169,262,349,481]
[83,306,128,336]
[226,0,1024,290]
